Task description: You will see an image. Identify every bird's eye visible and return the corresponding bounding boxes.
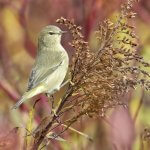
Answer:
[48,32,55,35]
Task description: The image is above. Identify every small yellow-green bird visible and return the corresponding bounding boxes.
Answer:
[12,25,69,109]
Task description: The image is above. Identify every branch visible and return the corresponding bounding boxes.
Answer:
[32,87,73,150]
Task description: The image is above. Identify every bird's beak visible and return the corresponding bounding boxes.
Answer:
[60,31,67,34]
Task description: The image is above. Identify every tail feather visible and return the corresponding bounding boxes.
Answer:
[11,97,26,109]
[11,84,45,109]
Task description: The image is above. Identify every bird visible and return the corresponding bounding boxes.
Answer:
[12,25,69,109]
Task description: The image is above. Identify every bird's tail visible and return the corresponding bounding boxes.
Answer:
[11,96,27,109]
[11,84,45,109]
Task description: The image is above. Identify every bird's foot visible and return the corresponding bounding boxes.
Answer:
[51,108,58,117]
[69,80,74,86]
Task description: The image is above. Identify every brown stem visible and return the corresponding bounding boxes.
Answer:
[32,115,57,150]
[133,90,144,123]
[32,87,73,149]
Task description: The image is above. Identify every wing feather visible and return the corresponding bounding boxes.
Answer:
[27,50,63,91]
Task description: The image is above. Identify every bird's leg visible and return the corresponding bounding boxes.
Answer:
[51,95,55,111]
[45,93,52,108]
[45,80,74,115]
[51,95,58,117]
[45,93,57,116]
[46,93,57,116]
[60,79,74,89]
[50,80,74,115]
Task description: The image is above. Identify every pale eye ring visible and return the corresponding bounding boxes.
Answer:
[48,32,55,35]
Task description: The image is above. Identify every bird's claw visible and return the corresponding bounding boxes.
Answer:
[51,108,58,117]
[70,81,74,86]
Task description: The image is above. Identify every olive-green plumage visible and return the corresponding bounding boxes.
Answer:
[12,25,69,109]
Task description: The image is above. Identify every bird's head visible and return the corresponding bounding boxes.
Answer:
[38,25,66,47]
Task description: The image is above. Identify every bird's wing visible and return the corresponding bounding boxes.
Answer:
[27,51,63,91]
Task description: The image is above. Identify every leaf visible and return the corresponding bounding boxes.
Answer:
[53,123,93,142]
[46,132,66,142]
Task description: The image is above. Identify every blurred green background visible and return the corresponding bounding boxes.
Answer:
[0,0,150,149]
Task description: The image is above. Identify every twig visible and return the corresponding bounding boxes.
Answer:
[32,86,73,149]
[133,90,144,123]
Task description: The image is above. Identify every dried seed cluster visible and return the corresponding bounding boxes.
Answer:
[31,0,150,148]
[141,128,150,141]
[56,0,150,119]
